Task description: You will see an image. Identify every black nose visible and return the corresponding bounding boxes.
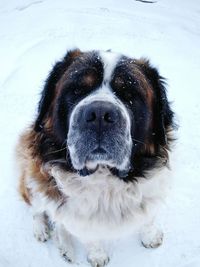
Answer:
[83,101,120,130]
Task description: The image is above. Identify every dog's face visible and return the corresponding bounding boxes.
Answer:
[35,50,173,180]
[67,52,134,173]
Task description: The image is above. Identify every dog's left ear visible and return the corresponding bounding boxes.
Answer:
[34,49,82,132]
[137,59,174,146]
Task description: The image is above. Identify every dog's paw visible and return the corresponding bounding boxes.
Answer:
[59,246,75,263]
[33,221,50,242]
[87,248,110,267]
[141,226,163,248]
[53,224,75,263]
[33,213,50,242]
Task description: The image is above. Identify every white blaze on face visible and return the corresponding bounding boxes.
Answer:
[99,50,121,83]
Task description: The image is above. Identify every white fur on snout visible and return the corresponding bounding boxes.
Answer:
[67,85,133,171]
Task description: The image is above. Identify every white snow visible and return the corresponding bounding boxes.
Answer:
[0,0,200,266]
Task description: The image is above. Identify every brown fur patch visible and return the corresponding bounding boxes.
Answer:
[143,143,156,155]
[38,49,83,131]
[140,124,173,162]
[54,50,83,96]
[132,63,154,110]
[82,72,98,87]
[43,116,54,130]
[19,172,31,205]
[68,49,82,59]
[16,127,63,205]
[113,76,126,89]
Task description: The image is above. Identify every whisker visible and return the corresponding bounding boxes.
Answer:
[132,138,146,145]
[61,140,67,147]
[45,147,66,155]
[66,101,77,108]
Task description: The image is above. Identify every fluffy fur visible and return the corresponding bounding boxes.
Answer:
[16,49,174,266]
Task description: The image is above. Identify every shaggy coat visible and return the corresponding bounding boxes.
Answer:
[16,49,174,266]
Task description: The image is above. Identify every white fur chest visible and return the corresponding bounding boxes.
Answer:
[36,166,168,242]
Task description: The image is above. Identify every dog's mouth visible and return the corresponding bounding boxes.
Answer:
[78,165,131,179]
[75,146,131,179]
[84,146,112,170]
[67,135,133,178]
[92,147,107,154]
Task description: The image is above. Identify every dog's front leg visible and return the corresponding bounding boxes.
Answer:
[86,241,110,267]
[53,223,75,263]
[140,219,163,248]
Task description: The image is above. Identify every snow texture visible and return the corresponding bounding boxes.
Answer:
[0,0,200,266]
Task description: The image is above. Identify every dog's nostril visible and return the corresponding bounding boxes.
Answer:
[86,112,96,122]
[104,112,115,123]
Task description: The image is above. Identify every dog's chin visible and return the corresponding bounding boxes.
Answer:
[85,148,117,169]
[69,146,132,178]
[78,164,131,179]
[74,154,131,179]
[85,154,115,170]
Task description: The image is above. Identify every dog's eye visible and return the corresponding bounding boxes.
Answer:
[124,91,133,100]
[114,77,125,88]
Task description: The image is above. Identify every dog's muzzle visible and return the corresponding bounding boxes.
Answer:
[67,100,132,176]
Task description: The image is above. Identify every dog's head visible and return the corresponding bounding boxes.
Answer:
[34,49,174,180]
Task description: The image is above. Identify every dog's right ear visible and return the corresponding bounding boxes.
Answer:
[34,49,82,132]
[135,59,174,146]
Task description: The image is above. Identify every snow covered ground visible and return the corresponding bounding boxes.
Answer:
[0,0,200,266]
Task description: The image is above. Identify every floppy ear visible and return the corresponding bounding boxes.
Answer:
[34,49,81,132]
[137,59,174,146]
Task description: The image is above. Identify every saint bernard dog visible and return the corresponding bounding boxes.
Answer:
[16,49,174,266]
